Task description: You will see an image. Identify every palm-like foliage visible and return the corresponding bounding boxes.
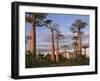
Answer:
[71,20,87,32]
[25,12,47,26]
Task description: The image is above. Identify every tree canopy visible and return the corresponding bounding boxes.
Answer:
[70,19,88,33]
[25,12,48,26]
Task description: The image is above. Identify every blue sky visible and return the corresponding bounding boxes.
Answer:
[25,13,89,53]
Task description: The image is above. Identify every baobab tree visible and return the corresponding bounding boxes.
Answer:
[44,20,55,63]
[70,19,87,55]
[25,13,47,63]
[56,33,65,63]
[44,20,61,63]
[55,32,59,63]
[54,24,62,63]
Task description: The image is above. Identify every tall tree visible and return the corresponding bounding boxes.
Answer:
[45,20,55,62]
[45,20,61,63]
[56,33,65,63]
[54,24,61,63]
[55,32,59,63]
[70,20,87,55]
[55,31,63,63]
[25,13,47,63]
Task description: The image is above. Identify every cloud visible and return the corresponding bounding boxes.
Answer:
[81,32,89,42]
[36,42,50,45]
[36,48,50,53]
[61,31,73,35]
[81,32,89,37]
[36,44,50,48]
[26,29,89,51]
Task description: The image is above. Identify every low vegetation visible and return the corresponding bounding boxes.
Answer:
[25,53,89,68]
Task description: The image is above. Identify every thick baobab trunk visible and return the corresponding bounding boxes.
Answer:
[56,32,59,63]
[30,27,33,54]
[30,15,36,63]
[51,29,55,62]
[77,32,81,55]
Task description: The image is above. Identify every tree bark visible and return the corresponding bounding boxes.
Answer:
[74,40,77,58]
[77,32,81,55]
[51,29,55,63]
[56,32,59,63]
[30,14,36,63]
